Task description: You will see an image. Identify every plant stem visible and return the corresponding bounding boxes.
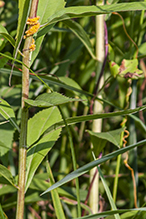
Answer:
[113,154,121,202]
[16,36,32,219]
[113,119,125,202]
[16,1,39,218]
[89,0,104,213]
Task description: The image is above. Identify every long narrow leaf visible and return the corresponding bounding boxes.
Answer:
[0,24,23,56]
[46,161,66,219]
[97,166,120,219]
[14,0,32,57]
[41,139,146,195]
[42,2,146,26]
[36,105,146,143]
[1,67,146,132]
[63,20,96,60]
[74,208,146,219]
[0,204,8,219]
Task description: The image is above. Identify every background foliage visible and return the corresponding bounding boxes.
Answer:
[0,0,146,218]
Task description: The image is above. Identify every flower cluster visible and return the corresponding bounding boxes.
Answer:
[26,16,40,25]
[24,22,40,38]
[24,16,40,51]
[29,38,36,52]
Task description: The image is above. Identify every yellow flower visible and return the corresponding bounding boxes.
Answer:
[25,22,40,37]
[29,38,36,51]
[26,16,40,25]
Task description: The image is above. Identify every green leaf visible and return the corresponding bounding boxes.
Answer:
[38,0,65,25]
[1,67,146,117]
[25,107,62,192]
[14,0,32,57]
[0,141,10,150]
[29,173,80,200]
[0,164,17,189]
[0,185,17,196]
[0,32,15,49]
[24,92,82,108]
[59,77,88,105]
[0,119,14,160]
[37,105,146,141]
[0,52,9,68]
[41,139,146,195]
[0,25,23,56]
[110,59,143,79]
[43,2,146,25]
[0,24,14,43]
[118,59,143,79]
[97,166,120,219]
[0,67,116,107]
[0,204,8,219]
[0,98,20,132]
[30,24,54,66]
[31,0,66,66]
[27,106,62,147]
[73,208,146,219]
[87,127,125,156]
[0,97,19,159]
[109,61,120,78]
[120,211,141,219]
[122,211,146,219]
[63,20,96,60]
[46,161,66,219]
[130,114,146,134]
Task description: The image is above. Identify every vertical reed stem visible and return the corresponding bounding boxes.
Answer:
[89,0,104,213]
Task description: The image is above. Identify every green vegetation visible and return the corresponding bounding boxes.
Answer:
[0,0,146,218]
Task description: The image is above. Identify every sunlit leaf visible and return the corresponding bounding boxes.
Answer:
[31,0,66,66]
[87,127,125,156]
[24,92,82,108]
[43,2,146,25]
[25,107,62,192]
[110,59,143,79]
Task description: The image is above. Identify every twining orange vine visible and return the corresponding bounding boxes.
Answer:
[121,122,138,208]
[120,79,138,208]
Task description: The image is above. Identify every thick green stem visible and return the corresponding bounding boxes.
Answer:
[16,1,39,218]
